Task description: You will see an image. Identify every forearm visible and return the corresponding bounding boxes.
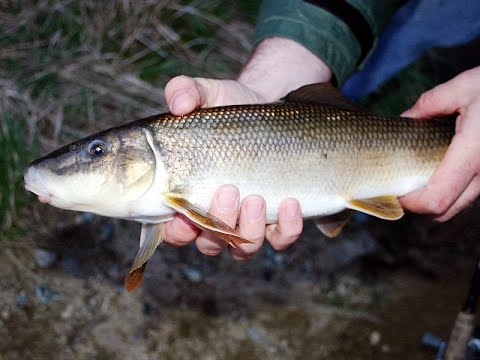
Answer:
[247,0,403,93]
[237,37,332,102]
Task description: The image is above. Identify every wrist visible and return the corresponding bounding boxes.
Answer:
[237,37,332,102]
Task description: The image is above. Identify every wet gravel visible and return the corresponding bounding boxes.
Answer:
[0,202,479,359]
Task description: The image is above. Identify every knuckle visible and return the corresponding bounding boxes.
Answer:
[285,220,303,238]
[270,234,298,251]
[231,252,253,262]
[167,216,198,244]
[266,220,303,251]
[433,214,451,223]
[270,241,289,251]
[196,235,226,256]
[417,92,433,110]
[169,230,195,245]
[199,247,223,256]
[240,241,262,255]
[424,195,450,215]
[166,236,191,247]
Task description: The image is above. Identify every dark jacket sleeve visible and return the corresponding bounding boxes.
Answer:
[254,0,404,84]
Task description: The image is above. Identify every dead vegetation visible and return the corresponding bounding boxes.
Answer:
[0,0,255,232]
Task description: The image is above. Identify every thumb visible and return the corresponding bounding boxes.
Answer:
[401,81,462,119]
[165,75,266,115]
[400,67,480,118]
[165,76,235,115]
[164,75,202,115]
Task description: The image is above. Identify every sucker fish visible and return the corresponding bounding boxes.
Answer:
[24,83,455,291]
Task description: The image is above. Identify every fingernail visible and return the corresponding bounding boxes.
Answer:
[245,197,264,221]
[217,185,238,211]
[285,199,300,218]
[171,91,191,113]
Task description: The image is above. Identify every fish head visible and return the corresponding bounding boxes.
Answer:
[24,126,162,217]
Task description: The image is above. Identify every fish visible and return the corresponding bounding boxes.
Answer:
[24,83,455,291]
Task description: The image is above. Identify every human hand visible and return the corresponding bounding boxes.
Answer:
[162,75,304,259]
[162,37,332,258]
[400,66,480,221]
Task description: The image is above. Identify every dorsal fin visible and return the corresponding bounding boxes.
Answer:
[283,82,365,112]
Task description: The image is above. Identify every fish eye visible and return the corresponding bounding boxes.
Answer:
[88,140,107,157]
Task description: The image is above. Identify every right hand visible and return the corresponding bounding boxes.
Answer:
[400,66,480,221]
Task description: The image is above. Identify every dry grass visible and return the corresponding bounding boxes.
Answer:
[0,0,256,232]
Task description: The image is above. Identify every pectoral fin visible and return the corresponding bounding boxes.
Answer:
[164,193,252,248]
[124,223,164,292]
[314,209,355,238]
[346,195,404,220]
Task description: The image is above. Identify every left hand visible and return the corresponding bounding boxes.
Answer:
[162,38,332,258]
[400,66,480,221]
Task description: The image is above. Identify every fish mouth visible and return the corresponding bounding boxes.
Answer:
[24,167,53,204]
[25,183,53,203]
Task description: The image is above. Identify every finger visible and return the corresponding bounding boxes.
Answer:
[192,77,262,107]
[195,185,240,256]
[401,68,480,119]
[265,198,303,251]
[163,213,200,246]
[164,75,201,115]
[434,175,480,222]
[165,76,234,115]
[400,133,478,216]
[401,82,462,119]
[229,195,266,261]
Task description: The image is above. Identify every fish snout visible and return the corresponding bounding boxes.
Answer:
[24,166,52,203]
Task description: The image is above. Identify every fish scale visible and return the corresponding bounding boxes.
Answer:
[143,101,453,221]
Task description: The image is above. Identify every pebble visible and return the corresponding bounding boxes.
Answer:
[369,330,381,346]
[183,267,202,283]
[61,257,81,275]
[1,308,10,320]
[61,304,74,319]
[273,253,284,266]
[15,292,29,308]
[247,326,263,343]
[336,282,348,297]
[100,223,114,241]
[34,284,60,304]
[142,302,152,316]
[353,212,370,223]
[75,212,95,224]
[34,248,58,268]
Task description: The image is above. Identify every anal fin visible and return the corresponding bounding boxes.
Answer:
[124,223,164,292]
[164,193,252,248]
[314,209,355,238]
[346,195,404,220]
